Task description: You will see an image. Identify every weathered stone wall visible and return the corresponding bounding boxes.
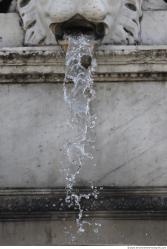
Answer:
[142,0,167,44]
[1,81,167,187]
[0,46,167,188]
[0,13,23,47]
[0,1,167,246]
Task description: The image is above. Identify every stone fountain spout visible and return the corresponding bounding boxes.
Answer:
[16,0,143,46]
[50,14,106,42]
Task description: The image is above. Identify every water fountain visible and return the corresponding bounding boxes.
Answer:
[1,0,167,246]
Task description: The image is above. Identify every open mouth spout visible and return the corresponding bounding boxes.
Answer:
[50,15,105,41]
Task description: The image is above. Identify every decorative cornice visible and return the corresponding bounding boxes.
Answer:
[1,187,167,221]
[1,46,167,83]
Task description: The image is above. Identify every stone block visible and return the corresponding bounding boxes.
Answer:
[0,220,167,245]
[0,82,167,187]
[0,13,23,48]
[141,11,167,45]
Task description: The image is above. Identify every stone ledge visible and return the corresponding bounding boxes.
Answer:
[1,187,167,221]
[1,46,167,83]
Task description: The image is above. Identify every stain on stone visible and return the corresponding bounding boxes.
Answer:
[45,226,53,245]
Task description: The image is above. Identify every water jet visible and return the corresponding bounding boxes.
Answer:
[1,0,167,246]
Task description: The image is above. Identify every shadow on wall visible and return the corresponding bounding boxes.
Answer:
[0,0,16,13]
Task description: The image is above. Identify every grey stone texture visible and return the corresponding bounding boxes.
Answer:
[0,1,167,246]
[0,14,23,48]
[141,11,167,45]
[0,219,167,245]
[0,82,167,187]
[142,0,167,10]
[0,45,167,188]
[141,0,167,45]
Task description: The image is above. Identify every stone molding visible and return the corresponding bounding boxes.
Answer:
[1,187,167,220]
[0,46,167,83]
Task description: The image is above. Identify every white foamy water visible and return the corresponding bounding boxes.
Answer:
[63,35,101,234]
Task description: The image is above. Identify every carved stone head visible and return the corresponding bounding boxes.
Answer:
[17,0,143,45]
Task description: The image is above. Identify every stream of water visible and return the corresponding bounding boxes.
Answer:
[63,35,101,234]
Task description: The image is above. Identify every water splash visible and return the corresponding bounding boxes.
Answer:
[63,35,100,233]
